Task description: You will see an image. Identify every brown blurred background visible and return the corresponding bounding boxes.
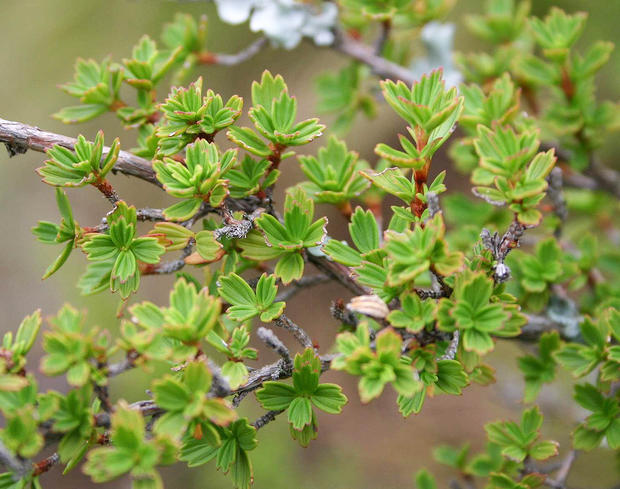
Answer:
[1,1,618,488]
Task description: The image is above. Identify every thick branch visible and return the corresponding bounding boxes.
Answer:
[0,117,158,185]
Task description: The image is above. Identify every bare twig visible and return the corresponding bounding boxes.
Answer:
[0,117,158,185]
[141,243,193,275]
[481,218,526,283]
[333,32,416,84]
[137,207,166,222]
[252,409,285,430]
[273,314,314,350]
[107,351,139,378]
[536,450,578,489]
[257,327,292,366]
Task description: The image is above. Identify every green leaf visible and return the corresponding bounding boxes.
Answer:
[415,469,437,489]
[254,383,298,416]
[322,239,362,267]
[13,310,42,356]
[274,253,304,284]
[349,207,380,254]
[311,384,347,414]
[54,104,108,123]
[288,397,313,430]
[361,168,415,203]
[529,440,559,461]
[227,126,272,157]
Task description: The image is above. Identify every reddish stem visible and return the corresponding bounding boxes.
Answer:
[32,454,59,477]
[92,178,119,204]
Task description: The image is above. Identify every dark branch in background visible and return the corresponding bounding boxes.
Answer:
[374,19,392,55]
[521,314,581,342]
[142,243,194,275]
[307,250,370,296]
[199,37,268,66]
[0,118,158,185]
[547,167,568,238]
[542,142,620,199]
[584,156,620,199]
[274,274,332,302]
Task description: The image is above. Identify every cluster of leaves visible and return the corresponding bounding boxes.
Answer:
[82,202,166,298]
[421,407,559,489]
[437,271,524,355]
[240,187,327,284]
[38,131,119,189]
[228,70,325,159]
[256,349,347,446]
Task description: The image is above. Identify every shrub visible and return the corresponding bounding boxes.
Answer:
[0,1,618,488]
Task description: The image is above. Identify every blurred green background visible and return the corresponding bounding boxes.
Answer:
[0,1,618,488]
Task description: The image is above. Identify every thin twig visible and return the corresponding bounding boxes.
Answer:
[200,38,268,66]
[32,453,60,477]
[333,32,416,84]
[257,327,292,366]
[107,351,139,378]
[142,243,193,275]
[252,410,284,430]
[273,314,314,350]
[307,250,370,296]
